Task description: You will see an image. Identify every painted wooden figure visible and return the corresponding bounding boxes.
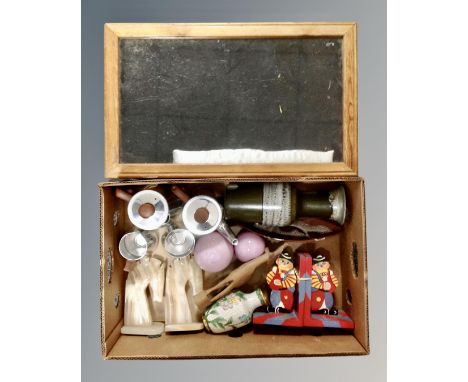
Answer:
[311,250,339,315]
[266,249,298,312]
[253,252,354,330]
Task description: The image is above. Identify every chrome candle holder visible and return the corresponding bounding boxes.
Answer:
[182,195,238,245]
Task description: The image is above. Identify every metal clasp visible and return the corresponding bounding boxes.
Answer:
[106,248,113,283]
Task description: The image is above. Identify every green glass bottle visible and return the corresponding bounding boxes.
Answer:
[224,183,346,227]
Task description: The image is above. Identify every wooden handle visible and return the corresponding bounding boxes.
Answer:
[115,188,133,202]
[171,185,190,203]
[124,260,137,273]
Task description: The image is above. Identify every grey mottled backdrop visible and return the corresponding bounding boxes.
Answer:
[82,0,386,380]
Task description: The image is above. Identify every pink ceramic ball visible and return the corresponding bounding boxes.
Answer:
[234,231,266,262]
[194,232,234,273]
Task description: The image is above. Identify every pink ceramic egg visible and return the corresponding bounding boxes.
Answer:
[234,231,266,262]
[194,232,234,273]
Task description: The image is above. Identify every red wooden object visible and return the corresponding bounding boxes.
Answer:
[253,252,354,330]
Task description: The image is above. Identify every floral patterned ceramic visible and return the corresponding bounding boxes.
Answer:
[203,289,267,333]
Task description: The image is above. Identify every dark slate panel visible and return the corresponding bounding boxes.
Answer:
[119,38,343,163]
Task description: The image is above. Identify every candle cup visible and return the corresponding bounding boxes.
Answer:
[164,228,196,259]
[182,195,238,245]
[118,230,158,261]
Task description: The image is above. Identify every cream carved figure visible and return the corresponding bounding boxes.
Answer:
[164,255,204,332]
[121,223,205,334]
[159,215,205,332]
[121,256,165,336]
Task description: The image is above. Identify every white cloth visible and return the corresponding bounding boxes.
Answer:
[173,149,334,164]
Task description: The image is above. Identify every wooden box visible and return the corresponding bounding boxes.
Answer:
[100,22,368,359]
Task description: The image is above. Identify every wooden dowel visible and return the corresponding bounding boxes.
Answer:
[115,188,133,202]
[171,185,190,203]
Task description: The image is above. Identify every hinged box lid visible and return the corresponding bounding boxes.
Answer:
[104,23,357,179]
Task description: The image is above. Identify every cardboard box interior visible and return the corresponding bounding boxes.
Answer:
[99,177,368,359]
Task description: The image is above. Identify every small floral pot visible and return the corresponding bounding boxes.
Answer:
[203,289,267,334]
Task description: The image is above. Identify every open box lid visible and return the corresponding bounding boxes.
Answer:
[104,23,357,179]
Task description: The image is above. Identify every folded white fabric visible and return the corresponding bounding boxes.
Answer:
[173,149,334,164]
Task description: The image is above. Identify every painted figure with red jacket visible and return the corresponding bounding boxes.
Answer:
[266,249,298,312]
[311,250,339,315]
